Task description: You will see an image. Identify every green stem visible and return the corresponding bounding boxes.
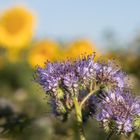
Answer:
[73,96,86,140]
[105,131,114,140]
[129,132,135,140]
[80,88,99,108]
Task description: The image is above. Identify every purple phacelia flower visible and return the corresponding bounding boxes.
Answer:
[61,61,79,91]
[75,55,97,84]
[35,63,60,93]
[63,71,79,90]
[97,61,126,89]
[95,90,140,135]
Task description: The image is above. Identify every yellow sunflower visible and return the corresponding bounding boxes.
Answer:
[63,39,101,59]
[0,6,35,49]
[28,40,60,67]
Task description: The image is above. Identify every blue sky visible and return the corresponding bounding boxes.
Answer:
[0,0,140,46]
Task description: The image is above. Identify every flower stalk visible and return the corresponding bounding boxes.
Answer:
[129,133,135,140]
[80,88,99,108]
[105,130,114,140]
[73,96,86,140]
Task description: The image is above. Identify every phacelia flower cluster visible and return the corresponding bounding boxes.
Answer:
[35,54,126,95]
[35,53,140,136]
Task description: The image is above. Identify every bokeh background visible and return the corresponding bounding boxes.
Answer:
[0,1,140,140]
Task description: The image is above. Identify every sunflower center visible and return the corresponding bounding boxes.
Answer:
[1,12,26,34]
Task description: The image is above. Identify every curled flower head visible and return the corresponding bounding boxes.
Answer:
[96,61,126,89]
[95,90,140,135]
[35,63,60,93]
[75,54,97,86]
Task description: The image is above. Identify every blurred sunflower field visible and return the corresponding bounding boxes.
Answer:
[0,3,140,140]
